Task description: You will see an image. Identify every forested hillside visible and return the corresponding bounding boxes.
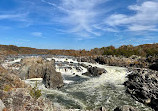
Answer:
[0,43,158,57]
[91,43,158,57]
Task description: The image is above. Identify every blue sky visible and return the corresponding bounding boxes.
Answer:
[0,0,158,49]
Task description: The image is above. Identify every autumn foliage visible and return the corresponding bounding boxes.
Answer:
[0,43,158,57]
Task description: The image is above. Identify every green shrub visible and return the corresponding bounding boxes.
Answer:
[30,81,42,100]
[3,84,12,92]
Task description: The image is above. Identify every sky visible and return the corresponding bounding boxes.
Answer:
[0,0,158,50]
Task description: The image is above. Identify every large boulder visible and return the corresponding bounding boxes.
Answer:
[19,57,64,89]
[42,63,64,89]
[82,65,106,77]
[19,57,51,79]
[124,68,158,111]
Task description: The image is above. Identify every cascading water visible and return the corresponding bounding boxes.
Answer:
[24,56,153,111]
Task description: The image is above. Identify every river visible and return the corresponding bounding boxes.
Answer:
[25,56,153,111]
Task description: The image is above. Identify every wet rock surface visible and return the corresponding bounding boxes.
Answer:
[82,65,107,77]
[124,68,158,111]
[80,63,106,77]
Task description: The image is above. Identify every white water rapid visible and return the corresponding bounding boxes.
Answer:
[6,56,153,111]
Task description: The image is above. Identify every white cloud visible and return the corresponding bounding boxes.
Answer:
[0,14,21,20]
[128,25,158,31]
[31,32,43,37]
[106,1,158,32]
[0,13,28,21]
[41,0,110,37]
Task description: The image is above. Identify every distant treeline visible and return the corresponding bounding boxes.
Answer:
[0,43,158,57]
[91,43,158,57]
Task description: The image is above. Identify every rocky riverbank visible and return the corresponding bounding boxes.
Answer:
[0,64,54,111]
[77,55,158,70]
[124,68,158,111]
[0,56,64,111]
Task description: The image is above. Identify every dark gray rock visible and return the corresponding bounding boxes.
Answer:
[77,57,96,63]
[43,65,64,89]
[149,61,158,71]
[82,65,106,77]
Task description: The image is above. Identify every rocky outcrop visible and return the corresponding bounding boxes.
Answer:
[1,88,53,111]
[0,65,27,92]
[114,105,140,111]
[124,68,158,111]
[78,55,158,70]
[77,56,96,63]
[19,57,64,89]
[94,55,149,68]
[0,58,56,111]
[82,64,106,77]
[19,57,49,79]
